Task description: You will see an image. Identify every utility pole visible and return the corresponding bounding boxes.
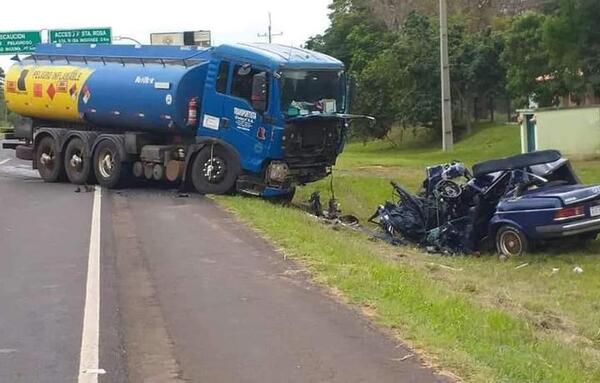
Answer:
[440,0,454,151]
[257,12,283,43]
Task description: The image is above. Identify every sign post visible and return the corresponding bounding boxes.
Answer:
[0,31,42,54]
[49,28,112,44]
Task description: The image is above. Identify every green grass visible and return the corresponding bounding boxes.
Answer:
[217,122,600,382]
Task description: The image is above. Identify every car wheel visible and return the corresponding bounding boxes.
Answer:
[93,140,130,189]
[191,144,240,195]
[65,138,93,185]
[36,136,65,182]
[496,225,529,258]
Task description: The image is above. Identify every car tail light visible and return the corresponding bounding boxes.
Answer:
[554,206,585,221]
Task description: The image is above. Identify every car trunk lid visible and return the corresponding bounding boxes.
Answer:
[522,184,600,205]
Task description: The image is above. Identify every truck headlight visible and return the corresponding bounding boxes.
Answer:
[267,162,289,184]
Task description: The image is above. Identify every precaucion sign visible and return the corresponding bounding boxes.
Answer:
[49,28,112,44]
[0,31,41,54]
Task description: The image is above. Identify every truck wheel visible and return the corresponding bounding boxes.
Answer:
[496,225,529,258]
[191,145,240,195]
[93,140,129,188]
[36,136,65,182]
[65,138,92,185]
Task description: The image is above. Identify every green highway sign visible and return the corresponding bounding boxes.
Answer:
[49,28,112,44]
[0,31,41,54]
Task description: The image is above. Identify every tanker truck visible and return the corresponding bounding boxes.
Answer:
[2,43,352,199]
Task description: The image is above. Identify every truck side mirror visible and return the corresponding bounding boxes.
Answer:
[251,72,268,113]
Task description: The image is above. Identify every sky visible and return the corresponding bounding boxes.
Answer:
[0,0,332,70]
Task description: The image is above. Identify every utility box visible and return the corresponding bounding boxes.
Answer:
[518,109,536,153]
[519,106,600,159]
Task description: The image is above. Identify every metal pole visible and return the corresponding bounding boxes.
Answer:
[268,12,272,44]
[258,12,282,43]
[440,0,454,151]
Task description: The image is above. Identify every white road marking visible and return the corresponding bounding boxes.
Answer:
[0,159,10,166]
[78,186,103,383]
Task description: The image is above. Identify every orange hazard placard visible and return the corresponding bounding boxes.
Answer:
[33,83,43,97]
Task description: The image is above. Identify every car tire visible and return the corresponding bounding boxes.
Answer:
[65,138,93,185]
[190,144,240,195]
[496,225,529,258]
[36,136,65,182]
[93,139,129,189]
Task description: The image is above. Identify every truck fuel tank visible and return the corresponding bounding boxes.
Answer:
[4,44,210,134]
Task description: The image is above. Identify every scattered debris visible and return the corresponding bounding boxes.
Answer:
[551,268,560,275]
[515,263,530,270]
[427,262,463,272]
[573,266,584,274]
[309,192,323,217]
[306,191,359,228]
[74,184,94,193]
[391,354,415,362]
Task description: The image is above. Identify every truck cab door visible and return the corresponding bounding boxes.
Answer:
[199,59,231,134]
[200,60,272,173]
[221,63,271,173]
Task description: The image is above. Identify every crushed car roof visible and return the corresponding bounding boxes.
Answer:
[472,150,562,177]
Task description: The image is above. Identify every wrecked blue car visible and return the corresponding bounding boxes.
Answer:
[473,150,600,257]
[372,150,600,257]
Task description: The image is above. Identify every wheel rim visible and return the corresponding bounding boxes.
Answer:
[500,230,523,256]
[39,145,55,171]
[69,149,84,172]
[99,150,115,179]
[202,157,226,183]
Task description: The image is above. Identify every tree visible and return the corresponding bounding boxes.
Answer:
[449,20,506,129]
[351,12,441,139]
[543,0,600,100]
[305,0,390,73]
[502,11,559,107]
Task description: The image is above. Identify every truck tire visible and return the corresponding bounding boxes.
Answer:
[15,145,34,161]
[496,225,529,258]
[65,138,92,185]
[93,139,129,189]
[190,145,240,195]
[36,136,65,182]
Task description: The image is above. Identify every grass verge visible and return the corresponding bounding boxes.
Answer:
[216,122,600,382]
[217,196,600,382]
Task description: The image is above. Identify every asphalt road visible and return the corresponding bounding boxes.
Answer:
[0,141,450,383]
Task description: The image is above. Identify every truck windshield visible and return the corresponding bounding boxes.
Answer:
[280,70,345,117]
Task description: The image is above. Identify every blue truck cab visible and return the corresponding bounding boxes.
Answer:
[198,43,348,197]
[3,43,349,198]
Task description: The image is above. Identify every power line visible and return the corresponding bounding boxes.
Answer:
[257,12,283,44]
